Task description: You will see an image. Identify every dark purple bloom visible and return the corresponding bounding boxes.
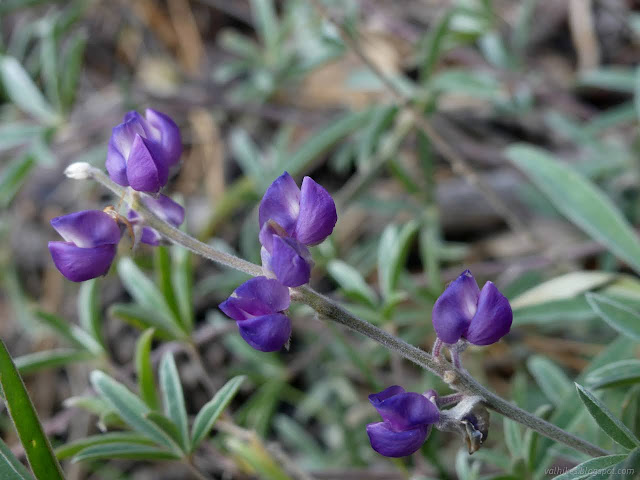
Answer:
[259,222,313,287]
[128,194,185,246]
[432,270,512,346]
[106,109,182,193]
[366,386,440,457]
[257,172,337,286]
[48,210,121,282]
[219,276,292,352]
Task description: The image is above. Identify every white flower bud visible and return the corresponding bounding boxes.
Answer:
[64,162,93,180]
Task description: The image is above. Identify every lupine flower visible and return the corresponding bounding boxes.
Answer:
[219,276,292,352]
[367,386,440,457]
[128,194,185,246]
[106,109,182,193]
[432,270,512,346]
[48,210,122,282]
[258,172,337,286]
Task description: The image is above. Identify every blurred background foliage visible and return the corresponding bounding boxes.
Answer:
[0,0,640,479]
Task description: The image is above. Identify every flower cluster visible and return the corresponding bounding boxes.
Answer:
[220,172,338,351]
[49,109,184,282]
[367,270,511,458]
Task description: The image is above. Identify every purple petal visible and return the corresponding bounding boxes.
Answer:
[464,281,512,346]
[293,177,337,245]
[258,223,278,252]
[50,210,121,248]
[145,109,182,167]
[48,242,116,282]
[141,194,184,227]
[234,276,290,312]
[366,422,428,457]
[270,236,312,287]
[368,386,406,405]
[126,135,169,193]
[258,172,300,235]
[236,313,291,352]
[369,392,439,431]
[106,141,129,186]
[140,227,162,245]
[432,270,480,344]
[110,118,146,158]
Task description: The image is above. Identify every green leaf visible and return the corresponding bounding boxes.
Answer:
[89,370,182,453]
[154,246,181,326]
[78,279,105,350]
[507,145,640,275]
[511,271,615,309]
[327,260,377,307]
[0,437,34,479]
[377,221,419,299]
[33,310,101,353]
[159,353,190,452]
[60,29,87,111]
[109,303,175,340]
[230,128,264,184]
[72,443,179,462]
[15,349,94,375]
[0,154,36,208]
[504,418,523,459]
[0,55,58,123]
[527,356,573,406]
[586,293,640,341]
[117,258,187,338]
[172,246,194,333]
[251,0,279,57]
[0,123,42,152]
[145,412,184,449]
[578,68,636,93]
[191,375,246,449]
[586,360,640,389]
[0,340,65,479]
[135,328,158,410]
[56,432,156,460]
[550,453,627,480]
[575,383,640,449]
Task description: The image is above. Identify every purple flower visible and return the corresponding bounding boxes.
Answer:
[219,276,292,352]
[106,109,182,193]
[48,210,121,282]
[128,194,185,246]
[258,172,337,286]
[366,386,440,458]
[432,270,512,346]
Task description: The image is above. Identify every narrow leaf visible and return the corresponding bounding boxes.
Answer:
[586,293,640,341]
[145,412,184,449]
[159,353,190,452]
[78,279,105,349]
[0,340,65,479]
[0,55,57,123]
[575,383,640,449]
[527,356,572,406]
[327,260,377,307]
[586,360,640,389]
[72,443,179,463]
[33,310,101,353]
[550,453,627,480]
[0,437,33,479]
[507,145,640,274]
[15,349,94,375]
[117,258,186,338]
[135,328,158,410]
[56,432,156,460]
[191,375,246,449]
[90,370,181,453]
[0,154,35,208]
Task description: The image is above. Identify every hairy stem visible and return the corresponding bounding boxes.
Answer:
[77,166,609,458]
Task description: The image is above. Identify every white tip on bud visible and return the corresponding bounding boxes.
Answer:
[64,162,92,180]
